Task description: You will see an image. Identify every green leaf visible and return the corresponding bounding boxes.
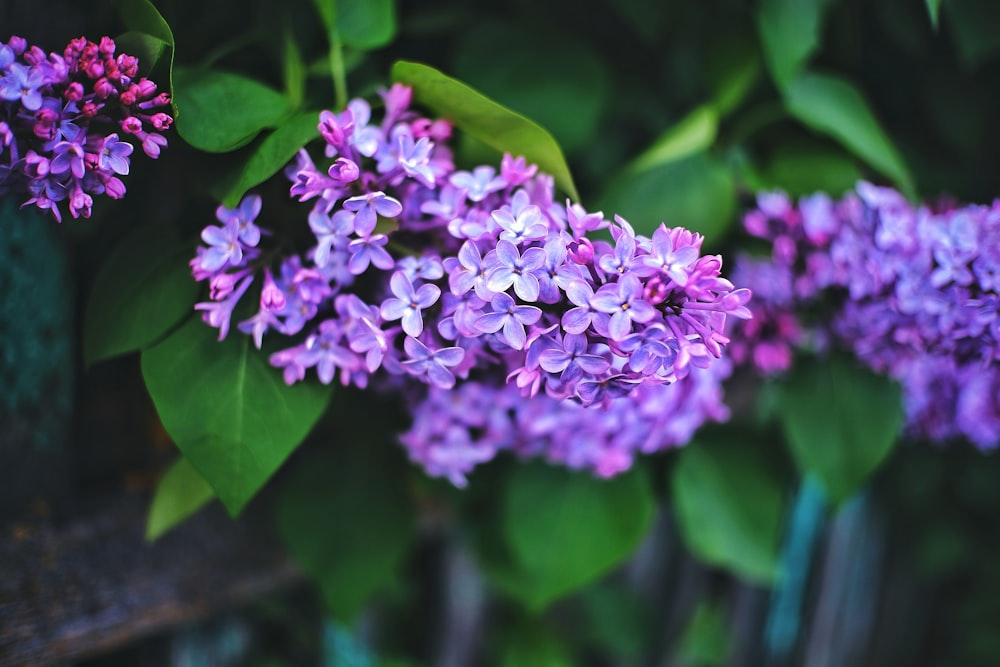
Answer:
[774,355,903,504]
[945,0,1000,67]
[599,153,735,243]
[114,0,175,104]
[222,112,320,207]
[706,32,761,116]
[146,457,215,540]
[629,106,718,173]
[502,463,654,610]
[115,30,167,72]
[338,0,397,50]
[756,139,861,196]
[283,27,306,110]
[392,60,580,201]
[672,440,785,584]
[757,0,834,89]
[500,622,574,667]
[274,444,415,621]
[173,68,291,153]
[926,0,943,29]
[783,72,915,195]
[83,224,199,366]
[141,317,333,515]
[672,600,732,665]
[452,24,611,155]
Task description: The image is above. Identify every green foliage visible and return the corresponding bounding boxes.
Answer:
[672,600,732,666]
[222,112,321,207]
[114,0,174,82]
[173,68,292,152]
[672,439,785,584]
[274,443,415,622]
[83,225,199,367]
[753,139,861,196]
[926,0,944,29]
[758,0,834,89]
[337,0,397,50]
[499,621,574,667]
[141,317,333,515]
[500,463,654,610]
[146,457,215,540]
[392,61,580,202]
[774,355,904,504]
[783,72,915,196]
[628,106,718,173]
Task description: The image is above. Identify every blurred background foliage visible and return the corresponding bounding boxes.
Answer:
[7,0,1000,664]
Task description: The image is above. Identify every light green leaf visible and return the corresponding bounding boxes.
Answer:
[926,0,943,29]
[758,0,834,89]
[629,106,718,173]
[774,355,903,504]
[222,112,321,208]
[338,0,397,50]
[173,68,291,153]
[141,317,333,515]
[673,600,732,665]
[784,71,915,195]
[502,463,654,610]
[392,60,579,201]
[599,153,735,243]
[83,224,199,367]
[672,440,785,584]
[146,457,215,540]
[275,444,415,621]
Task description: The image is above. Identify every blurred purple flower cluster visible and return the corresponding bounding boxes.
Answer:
[0,35,172,221]
[190,85,751,482]
[731,183,1000,448]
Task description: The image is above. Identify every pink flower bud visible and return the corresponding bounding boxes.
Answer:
[150,113,172,131]
[119,85,137,106]
[9,36,27,55]
[84,58,104,78]
[328,157,359,183]
[81,102,100,118]
[135,78,157,98]
[98,36,116,57]
[23,45,45,65]
[104,176,126,199]
[117,54,138,78]
[64,81,84,102]
[121,116,142,134]
[567,237,595,265]
[261,269,286,312]
[93,77,115,99]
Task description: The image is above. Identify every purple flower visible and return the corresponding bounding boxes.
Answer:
[561,279,605,334]
[591,274,657,341]
[97,133,133,176]
[538,333,611,385]
[446,240,493,300]
[474,292,542,350]
[298,320,362,385]
[485,239,546,302]
[0,63,43,110]
[401,336,465,389]
[491,200,547,244]
[194,275,254,340]
[643,224,701,287]
[309,208,354,267]
[380,271,441,337]
[348,234,394,274]
[198,218,245,272]
[343,191,403,236]
[450,166,507,202]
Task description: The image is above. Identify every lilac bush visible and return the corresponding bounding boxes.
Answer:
[189,85,752,483]
[731,183,1000,448]
[0,35,172,221]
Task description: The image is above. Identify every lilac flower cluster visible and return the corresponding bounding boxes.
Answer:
[190,85,751,481]
[731,183,1000,448]
[0,35,172,221]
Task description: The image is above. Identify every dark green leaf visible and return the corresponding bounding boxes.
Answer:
[173,68,291,153]
[599,153,735,243]
[339,0,397,50]
[672,440,785,583]
[283,27,306,110]
[629,106,718,172]
[452,24,610,155]
[115,30,167,72]
[275,444,415,621]
[503,463,654,610]
[784,72,915,195]
[500,622,574,667]
[146,457,215,540]
[141,317,333,515]
[392,60,579,201]
[114,0,173,45]
[758,0,834,89]
[673,600,732,665]
[774,355,903,504]
[756,140,861,196]
[222,112,321,207]
[83,225,199,366]
[945,0,1000,67]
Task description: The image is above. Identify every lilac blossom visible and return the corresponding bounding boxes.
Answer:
[474,292,542,350]
[380,271,441,337]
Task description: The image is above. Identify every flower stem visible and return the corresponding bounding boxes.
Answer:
[329,30,347,111]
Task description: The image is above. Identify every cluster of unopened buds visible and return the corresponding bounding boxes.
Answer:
[190,85,752,482]
[731,184,1000,448]
[0,35,172,221]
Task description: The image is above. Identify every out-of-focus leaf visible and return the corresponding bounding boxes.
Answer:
[283,27,306,109]
[500,622,574,667]
[83,224,199,366]
[275,444,415,621]
[114,0,174,100]
[392,60,579,200]
[222,112,320,207]
[141,318,333,515]
[672,440,785,584]
[339,0,397,50]
[146,457,215,540]
[629,106,718,172]
[673,600,732,665]
[926,0,943,29]
[706,30,761,115]
[452,24,610,156]
[946,0,1000,67]
[757,140,861,196]
[774,355,903,504]
[599,153,735,243]
[758,0,834,89]
[784,72,915,195]
[115,30,167,72]
[173,68,291,153]
[502,463,654,610]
